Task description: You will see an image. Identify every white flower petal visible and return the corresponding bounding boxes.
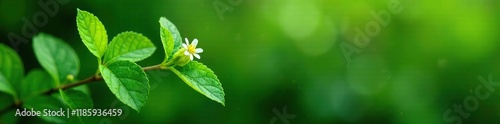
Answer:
[185,38,189,44]
[189,54,194,60]
[184,50,190,55]
[182,43,188,49]
[195,48,203,53]
[192,39,198,46]
[194,53,200,59]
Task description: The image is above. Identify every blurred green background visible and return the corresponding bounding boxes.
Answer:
[1,0,500,123]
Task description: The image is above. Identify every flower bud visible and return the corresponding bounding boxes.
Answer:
[66,74,74,82]
[172,48,191,67]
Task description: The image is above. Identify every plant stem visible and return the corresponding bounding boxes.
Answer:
[0,64,170,115]
[43,75,102,95]
[142,64,161,71]
[95,58,102,75]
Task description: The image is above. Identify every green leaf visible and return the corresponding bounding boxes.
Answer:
[159,17,182,63]
[23,95,67,123]
[170,61,225,106]
[33,33,79,85]
[59,89,93,110]
[0,109,18,124]
[0,93,16,123]
[20,69,53,100]
[0,43,23,96]
[0,74,15,96]
[76,9,108,58]
[0,93,13,110]
[59,89,93,123]
[103,31,156,64]
[73,85,91,96]
[99,60,150,112]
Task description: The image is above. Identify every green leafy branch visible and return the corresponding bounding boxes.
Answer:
[0,9,225,123]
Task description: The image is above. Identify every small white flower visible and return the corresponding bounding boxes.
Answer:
[182,38,204,60]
